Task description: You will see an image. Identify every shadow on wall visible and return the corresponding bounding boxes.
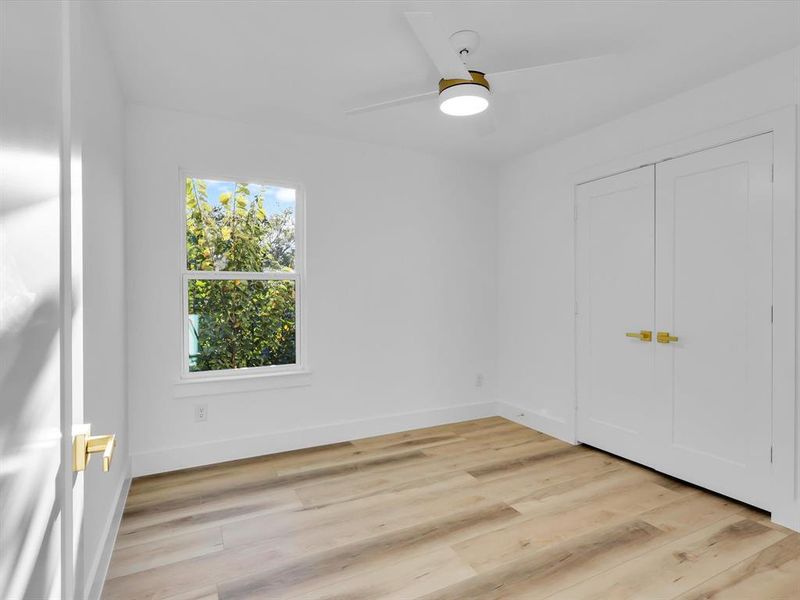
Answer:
[0,294,62,598]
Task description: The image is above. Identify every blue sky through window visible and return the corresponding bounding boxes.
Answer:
[204,179,296,218]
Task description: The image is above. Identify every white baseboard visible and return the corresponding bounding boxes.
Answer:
[495,401,576,444]
[87,463,131,600]
[131,401,497,477]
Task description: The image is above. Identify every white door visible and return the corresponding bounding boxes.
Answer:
[654,134,773,509]
[576,166,657,464]
[0,1,85,597]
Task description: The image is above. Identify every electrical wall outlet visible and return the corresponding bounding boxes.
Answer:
[475,373,484,388]
[194,403,208,422]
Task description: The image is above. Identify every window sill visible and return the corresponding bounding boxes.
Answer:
[174,369,312,398]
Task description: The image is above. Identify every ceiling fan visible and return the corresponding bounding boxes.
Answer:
[346,12,609,130]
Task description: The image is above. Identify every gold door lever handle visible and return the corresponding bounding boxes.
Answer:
[73,424,116,472]
[625,330,652,342]
[657,331,679,344]
[88,434,116,472]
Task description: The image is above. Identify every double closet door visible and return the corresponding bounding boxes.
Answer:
[576,134,774,510]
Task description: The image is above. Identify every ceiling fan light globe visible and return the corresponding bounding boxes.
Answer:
[439,83,490,116]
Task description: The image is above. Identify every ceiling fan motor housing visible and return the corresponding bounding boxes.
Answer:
[438,71,491,116]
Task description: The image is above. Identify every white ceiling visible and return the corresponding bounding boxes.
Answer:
[98,1,800,164]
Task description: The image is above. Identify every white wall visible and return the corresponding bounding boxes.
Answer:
[80,3,129,596]
[125,105,497,476]
[497,47,800,516]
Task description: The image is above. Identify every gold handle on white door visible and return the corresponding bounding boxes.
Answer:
[625,330,652,342]
[72,424,116,472]
[657,331,679,344]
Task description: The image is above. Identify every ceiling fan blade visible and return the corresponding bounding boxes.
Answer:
[345,90,437,116]
[488,54,613,94]
[405,12,471,81]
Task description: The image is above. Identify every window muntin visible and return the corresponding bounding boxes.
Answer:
[182,176,302,377]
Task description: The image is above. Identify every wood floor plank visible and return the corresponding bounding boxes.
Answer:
[465,442,587,479]
[454,474,687,573]
[421,431,561,460]
[350,417,509,449]
[349,429,464,451]
[101,543,286,600]
[297,469,476,510]
[271,436,466,477]
[284,546,475,600]
[292,437,565,508]
[122,484,301,527]
[127,441,353,497]
[221,482,501,550]
[544,516,788,600]
[472,451,623,503]
[638,490,746,534]
[115,487,302,549]
[107,527,224,579]
[419,518,667,600]
[426,492,749,600]
[126,440,431,509]
[125,461,277,508]
[426,416,511,436]
[508,462,679,514]
[104,418,800,600]
[673,533,800,600]
[217,504,517,599]
[456,421,548,442]
[161,587,219,600]
[124,449,428,521]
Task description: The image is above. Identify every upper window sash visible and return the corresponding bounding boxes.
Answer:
[184,175,299,274]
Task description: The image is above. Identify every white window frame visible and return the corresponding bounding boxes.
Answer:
[179,170,307,381]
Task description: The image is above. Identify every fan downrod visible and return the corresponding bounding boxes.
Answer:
[449,30,480,57]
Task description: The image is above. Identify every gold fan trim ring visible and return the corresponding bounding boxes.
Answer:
[438,71,490,94]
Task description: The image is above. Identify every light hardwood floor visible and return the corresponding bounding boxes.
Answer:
[103,417,800,599]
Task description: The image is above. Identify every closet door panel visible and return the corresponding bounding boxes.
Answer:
[576,166,656,462]
[654,133,773,509]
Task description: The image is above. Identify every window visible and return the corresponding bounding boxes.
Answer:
[182,175,303,378]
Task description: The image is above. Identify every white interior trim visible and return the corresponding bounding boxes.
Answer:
[173,369,313,398]
[571,106,798,529]
[87,464,130,600]
[495,401,576,444]
[177,168,308,382]
[131,401,497,476]
[770,105,799,530]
